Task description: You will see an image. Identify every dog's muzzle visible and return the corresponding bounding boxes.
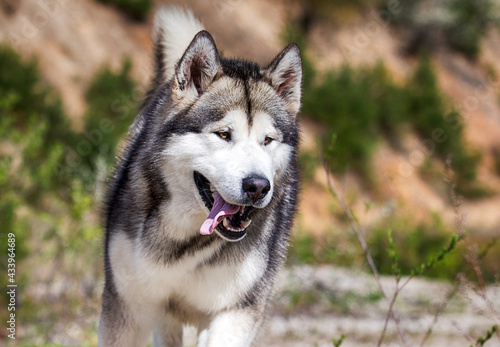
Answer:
[194,171,255,241]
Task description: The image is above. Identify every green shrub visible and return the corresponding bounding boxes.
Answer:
[0,44,108,336]
[386,0,424,27]
[0,156,29,294]
[0,46,75,146]
[445,0,496,59]
[383,0,498,59]
[408,55,480,188]
[0,45,73,322]
[369,215,461,280]
[304,64,380,179]
[298,151,319,182]
[494,150,500,177]
[288,225,362,268]
[365,63,410,140]
[446,23,482,59]
[287,24,382,181]
[96,0,152,21]
[0,45,80,200]
[82,58,137,178]
[289,213,499,283]
[368,215,500,283]
[290,25,479,194]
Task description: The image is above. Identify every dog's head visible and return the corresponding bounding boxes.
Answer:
[148,12,302,242]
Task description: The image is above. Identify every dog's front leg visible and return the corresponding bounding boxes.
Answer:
[197,309,263,347]
[99,287,160,347]
[152,313,183,347]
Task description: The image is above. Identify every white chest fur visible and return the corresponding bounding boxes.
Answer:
[109,231,267,314]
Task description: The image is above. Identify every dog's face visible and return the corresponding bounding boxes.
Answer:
[160,31,302,241]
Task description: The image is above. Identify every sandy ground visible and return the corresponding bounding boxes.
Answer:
[178,265,500,346]
[22,265,498,346]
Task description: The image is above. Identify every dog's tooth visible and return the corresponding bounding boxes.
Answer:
[222,217,251,233]
[242,220,252,229]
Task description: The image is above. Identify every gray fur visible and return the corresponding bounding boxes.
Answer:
[99,7,302,347]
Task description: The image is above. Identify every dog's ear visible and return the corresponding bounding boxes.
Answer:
[172,31,221,105]
[264,44,303,115]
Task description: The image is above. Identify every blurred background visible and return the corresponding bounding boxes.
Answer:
[1,0,500,346]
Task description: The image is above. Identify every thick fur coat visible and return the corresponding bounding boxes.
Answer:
[99,7,302,347]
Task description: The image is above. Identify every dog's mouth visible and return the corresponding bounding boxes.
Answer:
[194,171,254,241]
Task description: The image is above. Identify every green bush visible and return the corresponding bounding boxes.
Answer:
[0,44,121,339]
[291,25,479,194]
[0,45,74,323]
[304,65,380,180]
[377,0,424,28]
[445,0,496,59]
[408,55,480,186]
[300,56,479,187]
[288,224,363,268]
[82,58,137,175]
[0,47,75,145]
[96,0,152,21]
[289,213,499,283]
[494,150,500,177]
[291,27,395,179]
[383,0,498,59]
[298,151,319,182]
[0,156,29,307]
[369,215,461,280]
[0,46,79,196]
[365,63,410,139]
[369,220,500,283]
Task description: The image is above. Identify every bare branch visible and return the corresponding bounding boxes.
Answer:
[324,163,409,346]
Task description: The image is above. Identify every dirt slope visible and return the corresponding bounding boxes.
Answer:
[301,9,500,235]
[1,0,499,275]
[1,1,500,345]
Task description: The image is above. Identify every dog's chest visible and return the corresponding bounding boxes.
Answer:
[175,247,267,311]
[111,232,267,312]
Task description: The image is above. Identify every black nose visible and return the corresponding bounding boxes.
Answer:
[242,176,271,203]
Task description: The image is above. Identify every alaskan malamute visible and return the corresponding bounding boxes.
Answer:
[99,6,302,347]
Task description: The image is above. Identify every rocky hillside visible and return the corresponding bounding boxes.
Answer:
[1,0,499,345]
[2,0,500,235]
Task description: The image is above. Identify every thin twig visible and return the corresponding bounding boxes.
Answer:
[377,290,400,346]
[418,156,469,345]
[420,285,459,346]
[466,246,500,341]
[324,165,409,346]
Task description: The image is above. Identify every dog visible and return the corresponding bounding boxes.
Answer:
[99,6,302,347]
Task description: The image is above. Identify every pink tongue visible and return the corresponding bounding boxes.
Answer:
[200,192,240,235]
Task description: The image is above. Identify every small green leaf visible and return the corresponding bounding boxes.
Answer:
[332,334,346,347]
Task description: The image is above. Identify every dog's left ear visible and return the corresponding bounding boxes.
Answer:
[172,30,221,105]
[264,44,303,115]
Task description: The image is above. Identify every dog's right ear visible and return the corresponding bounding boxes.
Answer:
[171,31,221,106]
[264,44,302,116]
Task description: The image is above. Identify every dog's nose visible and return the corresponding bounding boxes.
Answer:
[242,176,271,203]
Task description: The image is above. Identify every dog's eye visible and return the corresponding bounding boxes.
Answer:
[215,131,231,141]
[264,136,274,146]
